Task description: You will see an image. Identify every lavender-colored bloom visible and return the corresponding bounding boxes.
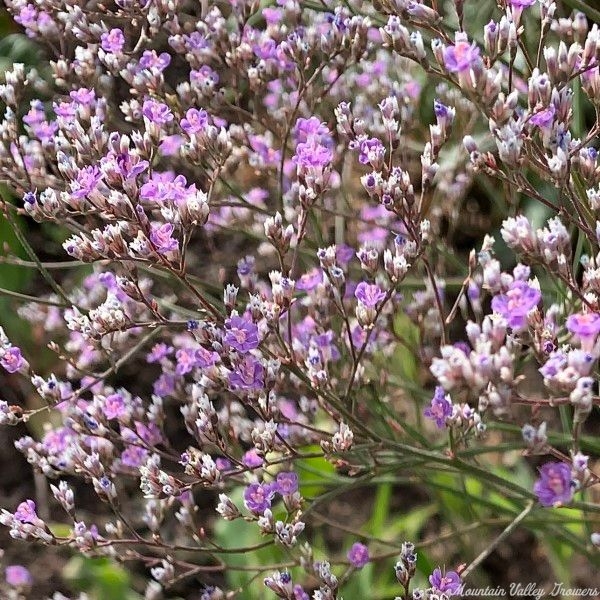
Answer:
[429,568,462,596]
[293,140,333,169]
[103,393,125,419]
[5,565,32,587]
[14,500,39,524]
[347,542,369,569]
[70,165,103,199]
[533,461,574,507]
[566,312,600,339]
[224,315,259,353]
[101,28,125,53]
[1,347,25,373]
[355,282,386,308]
[120,445,148,468]
[180,108,209,134]
[139,50,171,72]
[491,280,541,329]
[529,105,555,128]
[296,268,323,291]
[508,0,536,6]
[443,40,481,73]
[358,137,385,166]
[146,342,173,363]
[423,387,453,428]
[275,471,298,495]
[243,449,264,468]
[149,223,179,254]
[243,483,274,514]
[142,99,173,125]
[228,356,264,391]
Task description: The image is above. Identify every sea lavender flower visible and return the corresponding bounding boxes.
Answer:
[566,312,600,350]
[533,462,574,507]
[355,282,386,308]
[244,483,275,514]
[5,565,32,588]
[423,387,453,428]
[442,39,481,73]
[224,315,260,353]
[347,542,370,569]
[180,108,209,134]
[275,471,298,495]
[491,280,541,330]
[429,568,462,596]
[0,346,26,373]
[101,28,125,53]
[142,100,174,125]
[228,356,265,391]
[149,223,179,254]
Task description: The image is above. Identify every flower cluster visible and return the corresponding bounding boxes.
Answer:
[0,0,599,597]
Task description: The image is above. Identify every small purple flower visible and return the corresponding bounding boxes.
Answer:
[443,40,481,73]
[275,471,298,495]
[358,137,385,166]
[566,312,600,339]
[228,356,264,391]
[1,347,25,373]
[150,223,179,254]
[293,140,332,168]
[70,165,103,199]
[508,0,536,7]
[529,105,555,129]
[243,483,274,514]
[491,280,541,329]
[181,108,209,135]
[423,387,453,429]
[355,282,386,308]
[534,461,574,507]
[243,449,264,468]
[139,50,171,72]
[120,445,148,468]
[5,565,32,588]
[429,568,462,596]
[101,28,125,53]
[347,542,369,569]
[142,99,173,125]
[146,343,173,363]
[224,315,259,353]
[103,393,125,420]
[14,499,39,524]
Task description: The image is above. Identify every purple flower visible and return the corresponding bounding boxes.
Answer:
[534,461,574,507]
[243,483,274,514]
[120,445,148,468]
[566,312,600,339]
[508,0,536,6]
[358,137,385,166]
[228,356,265,391]
[142,99,173,125]
[530,105,555,128]
[1,347,25,373]
[355,282,386,308]
[423,387,453,429]
[103,393,125,420]
[101,28,125,53]
[243,449,264,468]
[443,40,481,73]
[429,568,462,596]
[347,542,369,569]
[150,223,179,254]
[491,280,541,329]
[293,140,333,168]
[296,268,323,291]
[275,471,298,495]
[14,500,39,524]
[5,565,32,588]
[181,108,209,134]
[139,50,171,72]
[224,315,259,353]
[146,343,173,363]
[70,165,103,199]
